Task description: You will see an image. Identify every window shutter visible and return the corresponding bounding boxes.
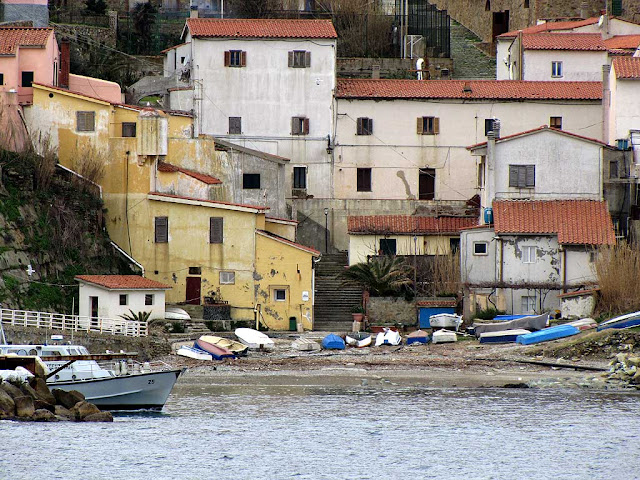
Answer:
[433,117,440,134]
[303,118,309,135]
[305,51,311,67]
[291,117,298,135]
[155,217,168,243]
[224,51,230,67]
[417,117,423,135]
[356,117,363,135]
[526,165,535,187]
[210,217,223,244]
[366,118,373,135]
[517,166,527,187]
[240,51,247,67]
[509,166,518,187]
[288,51,294,67]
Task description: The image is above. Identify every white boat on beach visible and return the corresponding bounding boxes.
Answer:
[375,329,402,346]
[235,328,275,350]
[0,341,184,410]
[164,306,191,320]
[429,313,463,331]
[432,329,457,344]
[345,332,372,348]
[177,345,212,361]
[292,337,321,352]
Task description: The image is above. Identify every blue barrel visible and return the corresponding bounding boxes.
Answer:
[483,207,493,224]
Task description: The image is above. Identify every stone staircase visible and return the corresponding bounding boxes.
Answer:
[314,252,363,332]
[450,21,496,79]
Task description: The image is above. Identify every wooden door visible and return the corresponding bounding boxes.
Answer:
[186,277,202,305]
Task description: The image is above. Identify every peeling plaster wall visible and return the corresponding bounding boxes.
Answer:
[501,235,560,285]
[348,234,455,265]
[560,293,596,319]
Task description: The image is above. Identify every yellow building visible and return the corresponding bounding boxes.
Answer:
[24,83,317,330]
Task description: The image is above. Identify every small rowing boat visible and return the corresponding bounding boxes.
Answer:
[516,325,579,345]
[374,328,402,346]
[429,313,463,331]
[199,335,248,356]
[321,333,345,350]
[431,329,457,344]
[235,328,275,350]
[177,345,212,361]
[596,311,640,331]
[479,329,530,344]
[194,338,235,360]
[406,330,429,345]
[345,332,372,348]
[292,337,321,352]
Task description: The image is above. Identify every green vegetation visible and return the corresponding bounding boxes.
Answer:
[474,307,505,320]
[119,310,152,322]
[340,256,414,297]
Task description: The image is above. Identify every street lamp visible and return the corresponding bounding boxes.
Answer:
[324,207,329,253]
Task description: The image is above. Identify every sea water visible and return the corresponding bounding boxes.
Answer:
[1,375,639,480]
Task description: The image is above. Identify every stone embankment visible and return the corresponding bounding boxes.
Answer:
[0,375,113,422]
[605,352,640,390]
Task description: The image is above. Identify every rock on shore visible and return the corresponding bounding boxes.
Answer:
[605,353,640,389]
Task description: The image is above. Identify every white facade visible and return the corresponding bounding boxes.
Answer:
[77,283,168,321]
[521,50,608,82]
[334,99,603,202]
[171,31,337,198]
[609,66,640,146]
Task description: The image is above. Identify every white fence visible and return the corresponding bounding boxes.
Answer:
[0,308,148,337]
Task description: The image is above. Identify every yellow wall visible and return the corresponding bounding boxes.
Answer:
[349,234,456,265]
[264,220,297,242]
[255,233,315,330]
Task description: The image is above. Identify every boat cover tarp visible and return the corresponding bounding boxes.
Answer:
[516,325,579,345]
[321,334,345,350]
[406,330,429,345]
[473,313,548,337]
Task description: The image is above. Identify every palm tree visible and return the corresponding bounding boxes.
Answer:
[339,256,414,297]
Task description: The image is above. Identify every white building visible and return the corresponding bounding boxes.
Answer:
[75,275,171,321]
[460,199,615,316]
[167,17,337,199]
[608,57,640,147]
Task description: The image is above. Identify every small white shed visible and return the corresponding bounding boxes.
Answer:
[75,275,172,321]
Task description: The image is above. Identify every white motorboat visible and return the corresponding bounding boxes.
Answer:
[431,329,457,344]
[235,328,275,350]
[374,328,402,346]
[165,306,191,320]
[0,342,184,411]
[429,313,463,331]
[345,332,372,348]
[177,345,212,360]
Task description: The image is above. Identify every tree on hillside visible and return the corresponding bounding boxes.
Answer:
[225,0,280,17]
[133,2,157,46]
[85,0,107,15]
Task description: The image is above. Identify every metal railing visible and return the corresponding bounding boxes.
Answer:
[0,308,148,337]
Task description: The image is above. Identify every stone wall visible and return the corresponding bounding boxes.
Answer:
[367,297,417,326]
[337,57,453,79]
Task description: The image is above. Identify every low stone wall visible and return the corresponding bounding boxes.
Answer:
[3,325,170,361]
[367,297,416,326]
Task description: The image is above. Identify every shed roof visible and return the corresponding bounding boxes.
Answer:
[0,27,52,55]
[75,275,171,290]
[612,57,640,79]
[348,215,477,235]
[157,162,222,185]
[498,17,599,38]
[186,18,337,39]
[521,33,606,51]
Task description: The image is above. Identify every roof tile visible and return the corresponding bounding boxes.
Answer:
[522,33,606,51]
[499,17,599,37]
[604,35,640,49]
[493,200,615,245]
[75,275,171,289]
[186,18,337,39]
[613,57,640,79]
[467,125,613,150]
[348,215,477,234]
[0,27,52,55]
[158,161,222,185]
[335,79,602,101]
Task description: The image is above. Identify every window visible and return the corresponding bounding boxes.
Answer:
[485,0,490,11]
[220,271,235,285]
[210,217,223,244]
[291,116,309,135]
[356,117,373,135]
[274,288,287,301]
[522,245,537,264]
[524,0,529,7]
[449,238,460,253]
[229,117,241,134]
[610,161,619,179]
[478,157,486,189]
[119,294,128,306]
[189,267,202,275]
[293,166,307,189]
[224,50,246,67]
[145,294,154,306]
[180,56,186,64]
[550,116,562,129]
[288,50,311,68]
[473,242,488,255]
[21,71,34,87]
[417,116,440,135]
[155,216,168,243]
[509,165,535,188]
[419,168,435,200]
[122,122,136,137]
[243,173,260,189]
[551,61,563,78]
[76,111,95,132]
[379,238,397,256]
[521,295,536,314]
[0,73,4,85]
[357,168,372,192]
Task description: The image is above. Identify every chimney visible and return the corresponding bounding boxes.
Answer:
[371,65,380,79]
[603,64,611,144]
[190,5,199,18]
[579,1,588,19]
[58,40,70,89]
[463,81,472,93]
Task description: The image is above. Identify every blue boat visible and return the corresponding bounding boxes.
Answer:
[494,314,531,321]
[516,325,580,345]
[406,330,430,345]
[321,333,345,350]
[479,329,530,344]
[596,311,640,331]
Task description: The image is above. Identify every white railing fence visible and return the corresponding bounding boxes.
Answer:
[0,308,148,337]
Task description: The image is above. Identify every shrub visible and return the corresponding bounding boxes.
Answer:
[474,307,505,320]
[595,243,640,315]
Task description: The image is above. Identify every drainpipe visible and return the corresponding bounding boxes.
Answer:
[562,248,567,293]
[110,241,145,276]
[603,64,611,144]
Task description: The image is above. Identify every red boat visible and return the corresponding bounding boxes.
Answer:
[194,338,235,360]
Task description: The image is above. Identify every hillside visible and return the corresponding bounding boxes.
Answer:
[0,148,136,314]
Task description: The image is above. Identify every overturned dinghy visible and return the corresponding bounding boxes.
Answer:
[235,328,275,350]
[473,313,549,337]
[596,311,640,331]
[292,337,321,352]
[406,330,429,345]
[345,332,372,348]
[322,333,346,350]
[429,313,463,331]
[375,328,402,346]
[516,325,579,345]
[199,335,248,356]
[432,329,457,344]
[479,329,530,344]
[177,345,212,361]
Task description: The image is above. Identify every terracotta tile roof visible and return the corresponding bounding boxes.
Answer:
[604,35,640,49]
[157,161,222,185]
[416,299,457,307]
[522,33,606,51]
[348,215,478,234]
[467,125,613,150]
[499,17,599,37]
[186,18,337,39]
[75,275,171,290]
[160,42,189,54]
[557,288,599,298]
[256,230,320,256]
[0,27,52,55]
[149,191,268,211]
[335,79,602,101]
[493,200,615,245]
[613,57,640,79]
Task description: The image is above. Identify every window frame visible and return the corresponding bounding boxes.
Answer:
[154,216,168,243]
[521,295,536,314]
[551,61,563,78]
[289,50,311,68]
[21,71,34,87]
[291,116,309,135]
[356,117,373,135]
[145,294,154,306]
[119,294,128,306]
[549,116,562,129]
[356,167,372,192]
[417,116,440,135]
[274,288,287,302]
[473,242,488,256]
[243,173,261,189]
[122,122,136,137]
[229,116,242,135]
[293,166,307,189]
[76,111,96,132]
[225,50,246,67]
[509,164,535,188]
[522,245,537,264]
[219,271,236,285]
[210,217,223,244]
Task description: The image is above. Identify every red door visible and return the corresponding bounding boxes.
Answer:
[186,277,202,305]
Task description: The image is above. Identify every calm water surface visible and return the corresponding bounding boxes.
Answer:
[2,375,640,480]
